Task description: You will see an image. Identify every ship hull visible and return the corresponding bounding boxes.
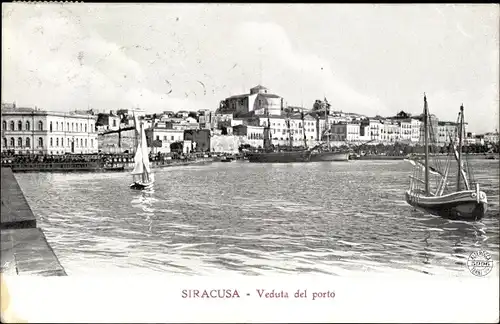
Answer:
[246,151,311,163]
[310,152,349,162]
[405,189,488,221]
[130,181,154,190]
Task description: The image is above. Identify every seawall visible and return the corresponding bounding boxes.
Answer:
[1,168,66,276]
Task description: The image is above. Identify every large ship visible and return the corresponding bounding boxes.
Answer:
[247,112,312,163]
[246,149,312,163]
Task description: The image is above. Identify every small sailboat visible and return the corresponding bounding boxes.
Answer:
[404,95,488,221]
[130,115,154,190]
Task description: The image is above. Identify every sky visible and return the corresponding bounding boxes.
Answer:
[2,3,499,133]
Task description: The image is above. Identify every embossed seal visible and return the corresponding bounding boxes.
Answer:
[467,250,493,277]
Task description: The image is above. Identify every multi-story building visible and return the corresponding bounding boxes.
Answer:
[484,132,499,144]
[218,85,285,117]
[145,125,185,153]
[233,125,265,148]
[399,119,412,143]
[1,104,98,155]
[410,118,422,143]
[330,122,361,142]
[95,111,123,133]
[368,118,382,142]
[437,121,458,145]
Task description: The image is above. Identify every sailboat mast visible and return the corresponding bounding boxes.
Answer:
[456,105,464,191]
[301,112,307,148]
[423,94,430,196]
[325,99,330,150]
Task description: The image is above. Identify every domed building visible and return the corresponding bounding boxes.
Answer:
[217,85,286,117]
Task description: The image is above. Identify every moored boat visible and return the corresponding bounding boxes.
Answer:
[310,151,349,162]
[246,150,312,163]
[404,95,487,221]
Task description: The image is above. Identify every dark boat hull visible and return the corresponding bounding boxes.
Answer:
[246,151,311,163]
[310,152,349,162]
[405,190,488,221]
[130,181,154,190]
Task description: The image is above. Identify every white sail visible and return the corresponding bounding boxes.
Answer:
[131,124,144,175]
[140,122,151,175]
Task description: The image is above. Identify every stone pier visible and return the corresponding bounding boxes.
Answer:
[1,168,66,276]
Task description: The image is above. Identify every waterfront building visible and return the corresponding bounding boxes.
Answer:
[145,125,185,153]
[217,85,285,117]
[329,122,361,142]
[484,132,499,144]
[1,104,98,155]
[368,118,383,142]
[95,111,123,133]
[184,129,211,152]
[437,121,458,145]
[399,119,412,143]
[233,125,265,148]
[410,118,422,143]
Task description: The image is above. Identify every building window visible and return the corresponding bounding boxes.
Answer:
[90,124,94,132]
[26,121,30,131]
[18,121,22,130]
[17,137,22,147]
[10,137,15,147]
[113,120,117,127]
[50,121,53,132]
[2,137,6,147]
[2,121,6,130]
[85,139,87,147]
[85,124,87,132]
[10,121,14,131]
[50,138,53,147]
[61,138,63,147]
[38,137,43,147]
[91,139,94,147]
[80,138,83,147]
[56,121,59,131]
[67,123,69,131]
[56,138,59,147]
[171,136,174,141]
[26,138,30,148]
[80,124,82,132]
[72,123,74,132]
[38,121,43,131]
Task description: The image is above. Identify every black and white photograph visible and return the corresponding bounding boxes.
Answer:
[1,3,499,323]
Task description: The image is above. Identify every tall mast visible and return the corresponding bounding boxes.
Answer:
[456,105,464,191]
[423,94,430,196]
[301,111,307,148]
[325,98,330,150]
[287,113,292,149]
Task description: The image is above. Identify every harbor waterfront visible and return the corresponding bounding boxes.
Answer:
[15,159,499,276]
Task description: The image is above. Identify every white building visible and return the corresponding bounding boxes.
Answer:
[145,126,185,153]
[1,105,98,155]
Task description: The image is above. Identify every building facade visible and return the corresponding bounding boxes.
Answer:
[218,85,285,117]
[1,105,98,155]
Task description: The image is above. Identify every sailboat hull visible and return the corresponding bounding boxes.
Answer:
[129,181,154,190]
[405,190,488,221]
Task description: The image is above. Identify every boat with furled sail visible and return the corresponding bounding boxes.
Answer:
[404,95,487,221]
[309,97,350,162]
[246,111,312,163]
[130,114,154,190]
